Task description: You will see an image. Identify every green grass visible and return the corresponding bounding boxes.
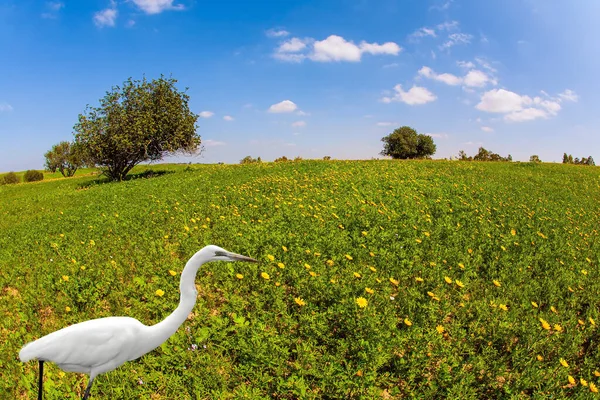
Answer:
[1,160,599,399]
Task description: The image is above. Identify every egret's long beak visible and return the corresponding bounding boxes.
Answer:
[218,251,258,263]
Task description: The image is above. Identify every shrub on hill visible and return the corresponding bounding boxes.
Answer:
[1,172,19,185]
[23,170,44,182]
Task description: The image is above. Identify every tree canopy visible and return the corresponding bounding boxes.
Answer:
[74,75,201,181]
[44,141,84,177]
[380,126,436,159]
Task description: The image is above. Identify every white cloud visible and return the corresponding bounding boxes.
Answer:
[430,1,454,11]
[457,60,475,69]
[463,70,496,87]
[410,27,437,40]
[223,115,234,121]
[481,126,494,133]
[42,1,64,18]
[198,111,214,118]
[292,120,306,128]
[204,139,226,147]
[476,89,531,113]
[419,66,494,88]
[93,7,117,27]
[266,28,290,38]
[440,33,473,50]
[296,110,310,116]
[559,89,578,102]
[376,122,395,127]
[475,57,497,73]
[437,21,459,31]
[409,21,458,42]
[418,66,462,86]
[381,84,437,105]
[477,88,572,123]
[504,108,548,122]
[274,34,401,63]
[426,133,449,139]
[0,102,13,112]
[131,0,184,14]
[268,100,298,113]
[278,37,308,53]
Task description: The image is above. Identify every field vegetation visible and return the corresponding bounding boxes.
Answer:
[1,160,599,399]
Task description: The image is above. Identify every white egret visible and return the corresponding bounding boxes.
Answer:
[19,245,258,399]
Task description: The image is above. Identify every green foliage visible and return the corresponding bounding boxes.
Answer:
[459,147,511,162]
[323,156,332,161]
[2,161,600,398]
[1,171,19,185]
[380,126,436,159]
[563,154,595,166]
[23,170,44,183]
[529,155,541,163]
[239,156,262,164]
[274,156,289,162]
[44,141,84,177]
[73,75,201,181]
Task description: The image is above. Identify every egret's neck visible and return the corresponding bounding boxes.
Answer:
[145,251,204,350]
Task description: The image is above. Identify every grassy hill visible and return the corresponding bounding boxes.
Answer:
[1,160,599,398]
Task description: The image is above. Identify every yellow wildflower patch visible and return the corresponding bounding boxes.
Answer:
[356,297,368,308]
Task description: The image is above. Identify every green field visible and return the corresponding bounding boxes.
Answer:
[1,160,599,399]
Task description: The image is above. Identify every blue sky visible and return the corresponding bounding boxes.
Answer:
[1,0,599,171]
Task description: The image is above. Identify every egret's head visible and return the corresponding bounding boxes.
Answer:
[204,245,258,263]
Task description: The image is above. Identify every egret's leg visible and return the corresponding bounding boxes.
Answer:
[37,360,44,400]
[81,377,95,400]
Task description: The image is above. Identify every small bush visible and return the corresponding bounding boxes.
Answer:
[23,170,44,182]
[274,156,289,163]
[1,172,20,185]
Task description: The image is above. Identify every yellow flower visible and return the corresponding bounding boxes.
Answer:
[493,280,501,287]
[553,324,563,332]
[361,231,368,236]
[531,301,538,308]
[62,275,69,282]
[314,252,321,257]
[593,370,600,377]
[468,248,473,254]
[424,232,430,237]
[458,263,465,269]
[345,254,353,261]
[415,277,424,282]
[294,297,306,306]
[261,272,270,280]
[235,273,243,279]
[455,280,465,288]
[389,278,399,286]
[365,287,374,294]
[550,306,557,313]
[155,289,165,297]
[499,304,508,311]
[169,270,177,276]
[65,306,71,312]
[184,226,190,232]
[415,239,422,243]
[568,375,576,385]
[304,263,311,269]
[536,355,544,361]
[267,254,275,262]
[539,318,551,330]
[326,260,334,267]
[356,297,368,308]
[369,266,377,272]
[590,383,599,393]
[590,317,596,326]
[436,325,445,333]
[369,252,375,257]
[404,318,412,326]
[510,229,516,236]
[427,291,435,297]
[277,262,285,269]
[581,378,588,387]
[444,276,452,284]
[559,358,569,368]
[282,246,288,252]
[353,272,361,278]
[309,271,317,277]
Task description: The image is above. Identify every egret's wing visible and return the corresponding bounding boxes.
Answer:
[21,317,142,370]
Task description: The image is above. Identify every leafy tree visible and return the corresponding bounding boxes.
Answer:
[323,156,331,161]
[530,155,541,163]
[240,156,261,164]
[568,154,573,163]
[563,153,569,164]
[274,156,290,162]
[74,75,201,181]
[44,141,84,177]
[380,126,436,159]
[587,156,595,166]
[458,150,470,161]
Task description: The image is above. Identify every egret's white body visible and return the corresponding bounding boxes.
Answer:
[19,245,257,399]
